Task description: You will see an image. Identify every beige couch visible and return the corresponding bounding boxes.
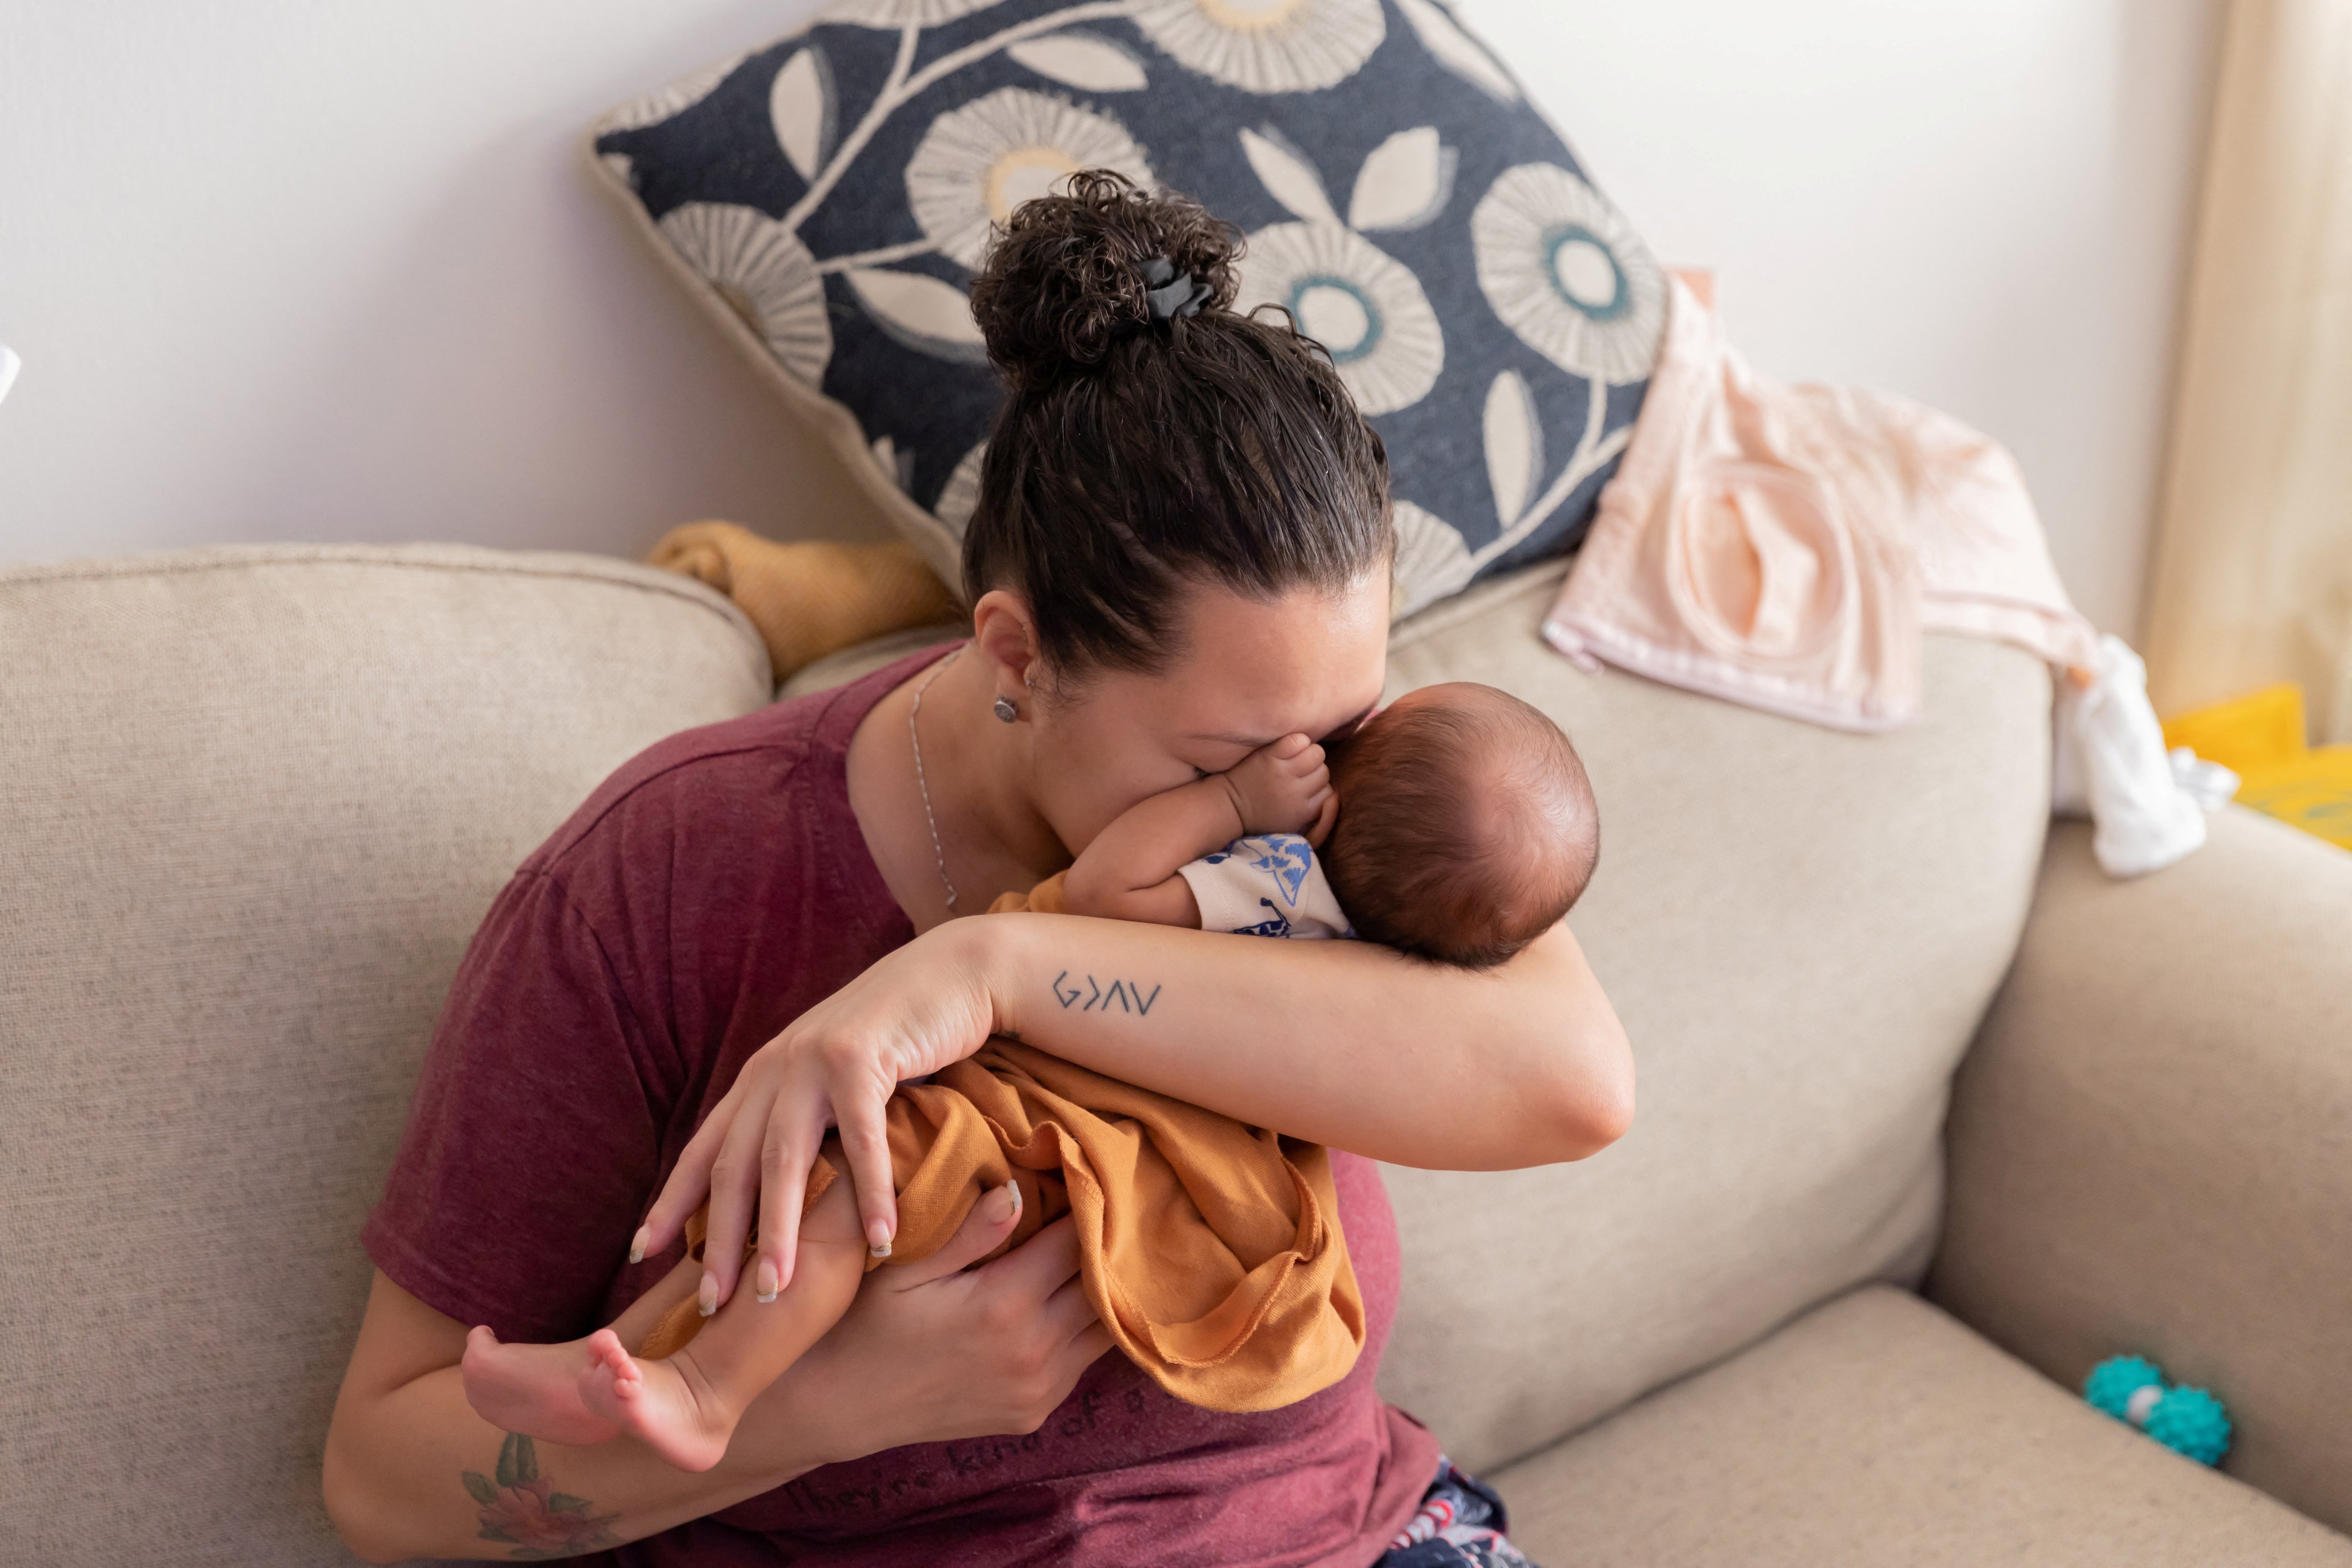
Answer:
[4,543,2348,1566]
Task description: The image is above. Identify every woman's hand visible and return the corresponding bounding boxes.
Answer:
[635,920,1002,1308]
[743,1191,1115,1465]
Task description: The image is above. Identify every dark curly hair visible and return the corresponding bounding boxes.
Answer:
[961,169,1393,679]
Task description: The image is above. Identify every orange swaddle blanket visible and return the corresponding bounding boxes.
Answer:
[637,1034,1363,1414]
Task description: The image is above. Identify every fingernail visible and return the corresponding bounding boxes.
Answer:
[1000,1179,1023,1223]
[698,1272,719,1318]
[628,1225,649,1265]
[867,1218,893,1260]
[754,1257,779,1304]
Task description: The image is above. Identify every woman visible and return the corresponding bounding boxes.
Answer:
[323,173,1632,1566]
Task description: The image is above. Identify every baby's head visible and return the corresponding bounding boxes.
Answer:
[1321,683,1598,968]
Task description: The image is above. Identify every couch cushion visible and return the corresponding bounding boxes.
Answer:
[1369,561,2053,1471]
[587,0,1663,615]
[0,546,769,1565]
[784,619,970,700]
[1491,1286,2352,1566]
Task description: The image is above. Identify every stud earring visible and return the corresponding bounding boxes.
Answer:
[994,696,1018,723]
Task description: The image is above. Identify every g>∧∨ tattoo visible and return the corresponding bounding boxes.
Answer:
[462,1433,621,1559]
[1051,970,1161,1014]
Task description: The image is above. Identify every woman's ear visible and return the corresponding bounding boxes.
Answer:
[969,589,1041,712]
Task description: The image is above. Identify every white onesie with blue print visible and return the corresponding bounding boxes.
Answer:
[1174,833,1354,941]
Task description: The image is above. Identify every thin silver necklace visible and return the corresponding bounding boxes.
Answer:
[909,646,964,912]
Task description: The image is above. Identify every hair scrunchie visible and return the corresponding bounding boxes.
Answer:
[1140,255,1212,323]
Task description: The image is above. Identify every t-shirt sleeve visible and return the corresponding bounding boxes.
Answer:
[361,862,677,1343]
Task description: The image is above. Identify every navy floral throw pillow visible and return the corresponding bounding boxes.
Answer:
[592,0,1664,616]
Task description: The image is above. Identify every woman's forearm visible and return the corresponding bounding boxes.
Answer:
[326,1371,804,1561]
[323,1276,822,1562]
[978,912,1633,1169]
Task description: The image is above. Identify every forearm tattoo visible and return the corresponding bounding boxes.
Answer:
[1051,969,1162,1014]
[463,1433,621,1559]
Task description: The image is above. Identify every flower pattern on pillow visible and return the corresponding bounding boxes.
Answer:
[594,0,1662,612]
[1473,162,1666,384]
[906,87,1156,267]
[656,204,834,385]
[1129,0,1386,95]
[827,0,1010,29]
[1241,220,1442,415]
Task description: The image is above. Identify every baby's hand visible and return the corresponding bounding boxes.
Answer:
[1220,734,1333,838]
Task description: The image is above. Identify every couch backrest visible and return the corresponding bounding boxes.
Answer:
[1372,564,2052,1470]
[0,546,771,1566]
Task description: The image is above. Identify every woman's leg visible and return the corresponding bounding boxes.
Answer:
[459,1253,704,1445]
[576,1142,870,1472]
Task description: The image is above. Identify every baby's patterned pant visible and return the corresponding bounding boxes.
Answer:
[1372,1458,1537,1568]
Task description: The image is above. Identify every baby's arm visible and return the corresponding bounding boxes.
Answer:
[1062,734,1334,927]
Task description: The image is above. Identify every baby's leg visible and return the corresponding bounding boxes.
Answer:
[577,1147,870,1472]
[460,1251,703,1446]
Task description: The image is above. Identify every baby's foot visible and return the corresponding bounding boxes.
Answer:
[461,1326,624,1446]
[575,1328,735,1473]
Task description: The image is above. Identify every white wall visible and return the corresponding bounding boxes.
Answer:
[0,0,2216,635]
[1472,0,2221,637]
[0,0,877,566]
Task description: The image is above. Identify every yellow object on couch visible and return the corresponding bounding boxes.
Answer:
[2162,683,2352,850]
[648,523,960,683]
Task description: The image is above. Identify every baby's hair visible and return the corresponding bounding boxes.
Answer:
[1322,685,1599,969]
[962,169,1392,680]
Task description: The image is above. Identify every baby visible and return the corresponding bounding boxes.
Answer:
[1050,679,1598,969]
[460,680,1598,1471]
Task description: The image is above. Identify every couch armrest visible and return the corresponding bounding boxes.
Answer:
[1929,808,2352,1533]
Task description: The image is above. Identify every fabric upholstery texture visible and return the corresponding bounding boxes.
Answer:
[1490,1286,2352,1567]
[588,0,1661,613]
[0,546,770,1566]
[783,619,969,699]
[1370,562,2054,1472]
[1930,809,2352,1536]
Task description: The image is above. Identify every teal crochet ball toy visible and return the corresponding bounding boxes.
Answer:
[2085,1355,2232,1466]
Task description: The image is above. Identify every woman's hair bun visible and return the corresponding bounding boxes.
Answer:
[967,169,1241,392]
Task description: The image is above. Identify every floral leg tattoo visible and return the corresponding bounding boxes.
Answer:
[463,1433,621,1560]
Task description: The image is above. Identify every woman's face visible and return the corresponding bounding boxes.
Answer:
[1025,575,1391,856]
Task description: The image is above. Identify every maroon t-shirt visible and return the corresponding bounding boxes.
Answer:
[362,647,1440,1567]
